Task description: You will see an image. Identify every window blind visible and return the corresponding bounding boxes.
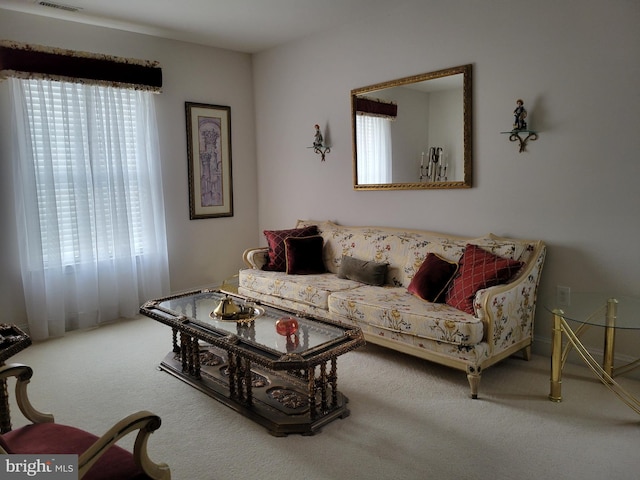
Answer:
[22,79,145,267]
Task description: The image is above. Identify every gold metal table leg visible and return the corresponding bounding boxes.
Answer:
[549,307,640,415]
[603,298,617,378]
[549,309,564,402]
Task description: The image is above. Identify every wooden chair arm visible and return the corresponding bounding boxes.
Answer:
[79,411,170,480]
[0,363,54,424]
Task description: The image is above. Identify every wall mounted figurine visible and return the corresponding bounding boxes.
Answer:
[501,98,538,153]
[513,99,527,130]
[309,124,331,161]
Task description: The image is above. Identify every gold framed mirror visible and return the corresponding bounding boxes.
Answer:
[351,64,472,190]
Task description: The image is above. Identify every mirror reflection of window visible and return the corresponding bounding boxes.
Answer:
[351,64,472,190]
[356,114,392,184]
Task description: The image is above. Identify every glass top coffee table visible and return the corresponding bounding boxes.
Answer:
[140,288,365,436]
[546,293,640,415]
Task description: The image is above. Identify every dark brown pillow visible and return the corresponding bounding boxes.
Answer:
[262,226,318,271]
[284,235,326,274]
[337,255,388,286]
[407,253,458,302]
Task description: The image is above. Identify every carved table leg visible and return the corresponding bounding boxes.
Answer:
[319,362,328,412]
[180,332,189,373]
[191,337,201,379]
[172,328,179,353]
[228,353,237,398]
[330,357,338,409]
[0,362,10,433]
[308,367,317,420]
[243,358,253,406]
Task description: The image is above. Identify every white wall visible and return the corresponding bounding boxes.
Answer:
[252,0,640,359]
[1,1,638,364]
[0,10,259,328]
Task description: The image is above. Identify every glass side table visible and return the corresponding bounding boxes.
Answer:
[545,294,640,415]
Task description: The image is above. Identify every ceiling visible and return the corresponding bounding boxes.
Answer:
[0,0,402,53]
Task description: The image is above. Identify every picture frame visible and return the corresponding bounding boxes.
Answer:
[185,102,233,219]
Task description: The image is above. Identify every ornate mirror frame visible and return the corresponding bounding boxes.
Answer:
[351,64,472,190]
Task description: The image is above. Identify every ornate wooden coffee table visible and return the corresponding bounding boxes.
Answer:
[0,324,31,433]
[140,289,364,436]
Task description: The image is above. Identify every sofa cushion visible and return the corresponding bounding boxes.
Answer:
[285,235,325,274]
[316,224,415,284]
[407,253,458,302]
[329,286,483,346]
[239,269,361,310]
[263,226,318,271]
[446,244,524,314]
[337,255,388,286]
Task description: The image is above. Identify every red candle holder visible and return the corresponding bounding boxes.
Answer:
[276,317,299,336]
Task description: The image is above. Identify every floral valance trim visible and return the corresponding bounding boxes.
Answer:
[0,40,162,93]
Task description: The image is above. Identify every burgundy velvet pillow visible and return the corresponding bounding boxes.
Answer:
[262,226,318,271]
[407,253,458,303]
[445,244,524,314]
[284,235,326,274]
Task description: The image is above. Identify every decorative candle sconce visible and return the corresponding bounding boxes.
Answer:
[308,124,331,161]
[419,147,448,182]
[501,99,538,152]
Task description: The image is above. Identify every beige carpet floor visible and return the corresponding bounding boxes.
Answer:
[7,316,640,480]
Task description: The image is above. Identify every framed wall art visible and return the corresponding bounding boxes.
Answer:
[185,102,233,219]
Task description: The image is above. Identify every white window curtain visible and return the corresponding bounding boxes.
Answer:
[356,114,392,184]
[9,77,170,340]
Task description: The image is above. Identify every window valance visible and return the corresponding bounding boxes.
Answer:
[355,96,397,119]
[0,40,162,92]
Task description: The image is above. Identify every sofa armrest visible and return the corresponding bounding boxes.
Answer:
[243,247,269,269]
[474,241,546,357]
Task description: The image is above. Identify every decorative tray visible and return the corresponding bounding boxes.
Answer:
[210,306,265,324]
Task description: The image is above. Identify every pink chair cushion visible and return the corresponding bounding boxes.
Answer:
[2,423,150,480]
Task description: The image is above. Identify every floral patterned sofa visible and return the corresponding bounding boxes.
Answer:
[238,220,546,398]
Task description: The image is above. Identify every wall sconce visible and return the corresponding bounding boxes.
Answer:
[419,147,448,182]
[308,124,331,161]
[501,99,539,152]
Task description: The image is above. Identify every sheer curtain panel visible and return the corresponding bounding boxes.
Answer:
[10,78,169,340]
[356,115,392,184]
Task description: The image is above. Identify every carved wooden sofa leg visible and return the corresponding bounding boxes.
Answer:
[466,365,482,399]
[522,345,532,361]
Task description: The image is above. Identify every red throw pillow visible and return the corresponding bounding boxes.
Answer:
[407,253,458,303]
[445,244,523,314]
[262,226,318,271]
[284,235,325,274]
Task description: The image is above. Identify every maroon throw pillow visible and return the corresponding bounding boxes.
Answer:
[445,244,524,314]
[263,226,318,271]
[284,235,326,274]
[407,253,458,303]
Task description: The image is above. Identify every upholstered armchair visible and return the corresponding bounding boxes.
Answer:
[0,363,170,480]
